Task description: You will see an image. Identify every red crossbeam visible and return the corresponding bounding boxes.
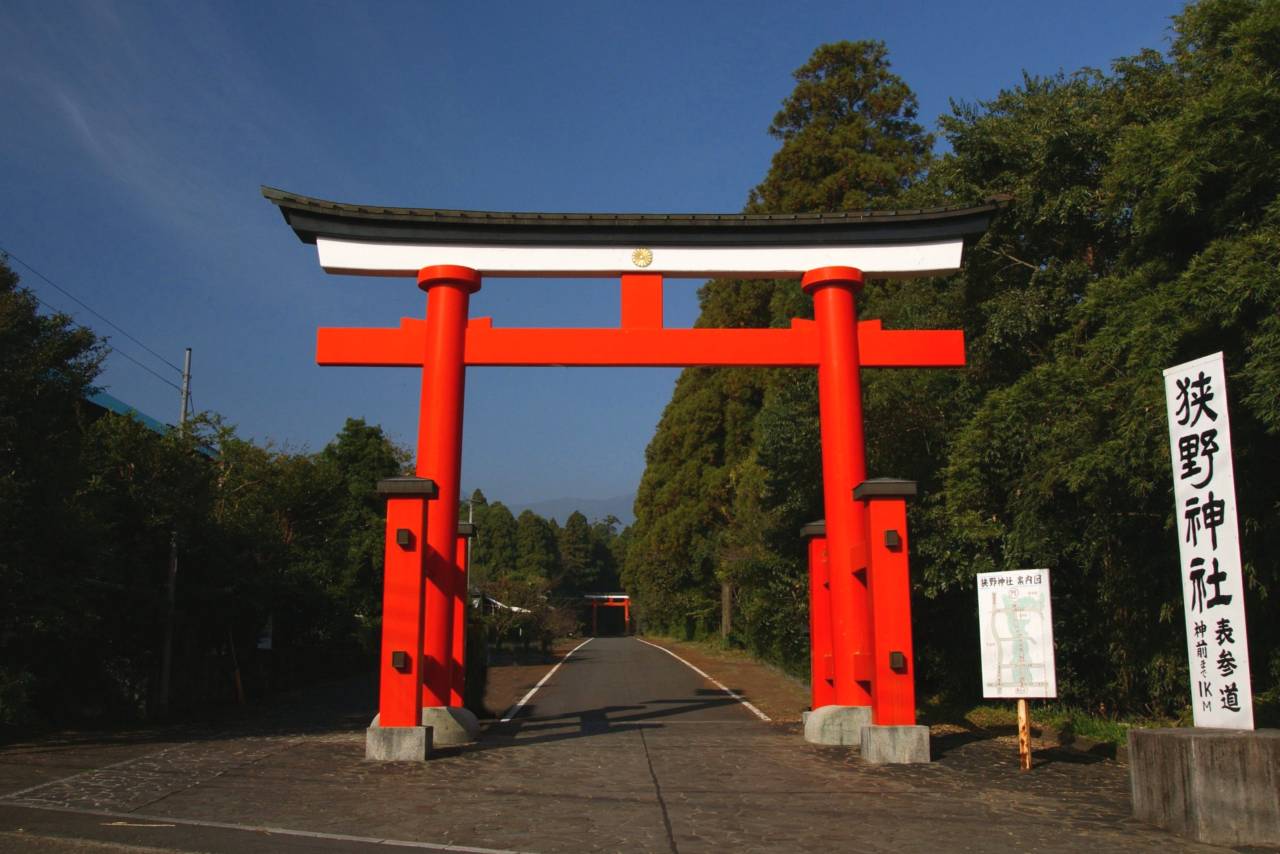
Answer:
[317,317,964,369]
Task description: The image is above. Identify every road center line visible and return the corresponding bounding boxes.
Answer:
[499,637,594,722]
[634,638,771,722]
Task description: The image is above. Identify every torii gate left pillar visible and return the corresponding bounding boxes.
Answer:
[411,265,481,746]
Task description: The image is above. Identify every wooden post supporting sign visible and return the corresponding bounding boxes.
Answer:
[1017,698,1031,771]
[976,568,1057,772]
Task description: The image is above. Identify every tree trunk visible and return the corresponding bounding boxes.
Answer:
[721,581,733,640]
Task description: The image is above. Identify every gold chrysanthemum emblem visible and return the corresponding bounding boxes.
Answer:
[631,247,654,268]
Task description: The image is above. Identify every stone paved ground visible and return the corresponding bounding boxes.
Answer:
[0,638,1246,853]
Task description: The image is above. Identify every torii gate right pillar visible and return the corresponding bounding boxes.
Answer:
[802,266,875,745]
[804,267,873,704]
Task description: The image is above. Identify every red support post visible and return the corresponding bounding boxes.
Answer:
[620,274,663,328]
[375,477,437,728]
[802,266,872,708]
[449,525,475,708]
[623,600,630,634]
[416,265,481,709]
[802,522,836,710]
[857,479,919,726]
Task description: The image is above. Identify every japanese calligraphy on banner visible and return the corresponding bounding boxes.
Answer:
[1163,352,1253,729]
[977,569,1057,698]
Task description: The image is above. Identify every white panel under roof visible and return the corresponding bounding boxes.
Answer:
[314,237,966,279]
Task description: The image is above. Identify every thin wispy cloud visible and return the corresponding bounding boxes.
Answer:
[1,1,343,248]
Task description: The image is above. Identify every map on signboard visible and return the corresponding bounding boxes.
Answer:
[977,569,1057,698]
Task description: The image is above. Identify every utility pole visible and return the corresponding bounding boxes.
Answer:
[179,347,191,425]
[158,348,191,717]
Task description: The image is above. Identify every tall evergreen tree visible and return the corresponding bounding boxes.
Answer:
[556,511,595,593]
[747,40,933,213]
[515,509,559,582]
[470,500,518,586]
[626,40,931,650]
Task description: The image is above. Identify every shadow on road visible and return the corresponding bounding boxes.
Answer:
[478,689,757,751]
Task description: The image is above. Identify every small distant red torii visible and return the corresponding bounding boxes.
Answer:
[585,594,631,636]
[264,187,1000,761]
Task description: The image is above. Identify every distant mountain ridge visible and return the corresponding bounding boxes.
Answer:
[507,493,636,527]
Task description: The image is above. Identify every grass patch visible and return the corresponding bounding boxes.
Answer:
[921,697,1178,747]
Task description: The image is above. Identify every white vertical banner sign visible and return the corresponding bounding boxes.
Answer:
[977,569,1057,698]
[1163,352,1253,730]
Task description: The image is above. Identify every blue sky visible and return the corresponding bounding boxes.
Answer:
[1,0,1187,508]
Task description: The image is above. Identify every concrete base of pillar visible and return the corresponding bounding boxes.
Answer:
[370,707,480,747]
[365,725,432,762]
[1129,727,1280,847]
[420,706,480,746]
[860,724,930,764]
[803,705,871,746]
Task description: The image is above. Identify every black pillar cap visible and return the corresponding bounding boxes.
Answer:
[457,522,477,537]
[799,520,827,539]
[853,478,917,500]
[376,476,439,498]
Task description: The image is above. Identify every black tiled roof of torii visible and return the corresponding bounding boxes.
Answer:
[262,186,1008,248]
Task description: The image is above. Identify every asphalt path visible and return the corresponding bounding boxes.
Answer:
[0,637,1214,853]
[498,636,764,729]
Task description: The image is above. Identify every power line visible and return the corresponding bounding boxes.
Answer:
[1,246,184,375]
[24,289,183,393]
[108,345,185,392]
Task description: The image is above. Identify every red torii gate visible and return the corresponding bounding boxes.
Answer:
[264,187,999,762]
[586,594,631,636]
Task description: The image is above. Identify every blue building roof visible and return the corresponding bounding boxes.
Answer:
[86,389,174,436]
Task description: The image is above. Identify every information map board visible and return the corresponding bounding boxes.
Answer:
[977,569,1057,699]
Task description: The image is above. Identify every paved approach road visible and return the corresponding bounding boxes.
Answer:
[0,637,1216,853]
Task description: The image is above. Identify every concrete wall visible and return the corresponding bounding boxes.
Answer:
[1129,727,1279,847]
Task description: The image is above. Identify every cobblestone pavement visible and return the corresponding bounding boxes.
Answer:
[0,638,1237,853]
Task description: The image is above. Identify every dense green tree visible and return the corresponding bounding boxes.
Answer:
[0,259,104,721]
[556,511,595,593]
[316,418,407,639]
[913,0,1280,711]
[515,509,559,582]
[470,500,518,586]
[629,0,1280,718]
[209,435,334,665]
[627,39,930,652]
[747,40,933,213]
[0,263,413,723]
[76,413,222,714]
[589,515,625,593]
